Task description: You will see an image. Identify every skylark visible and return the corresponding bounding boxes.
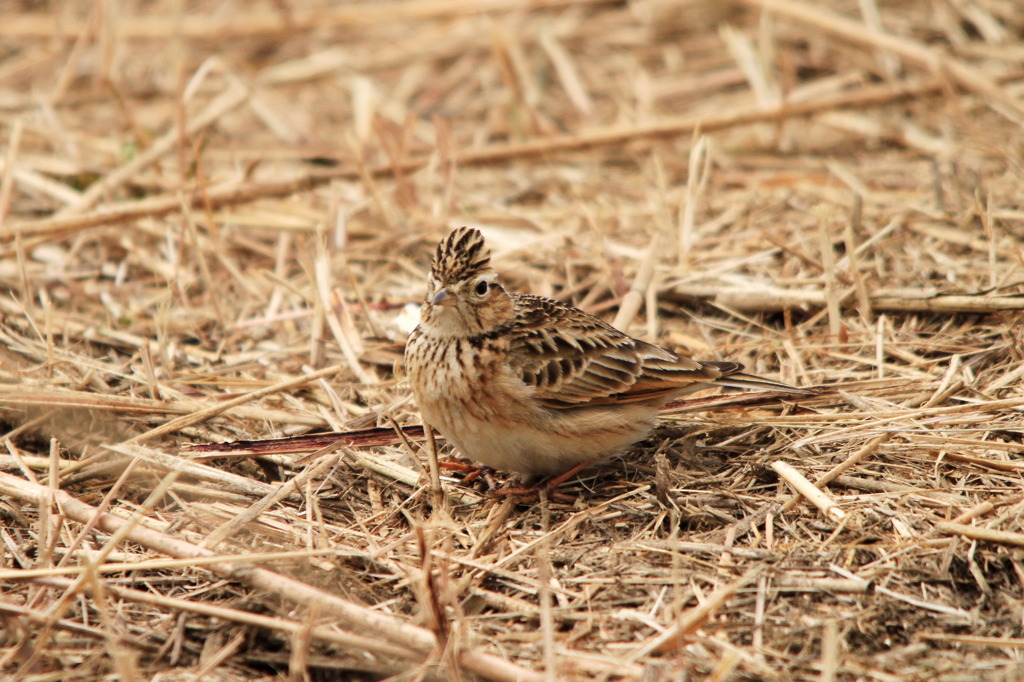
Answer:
[405,227,806,480]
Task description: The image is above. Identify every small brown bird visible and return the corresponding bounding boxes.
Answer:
[405,227,805,479]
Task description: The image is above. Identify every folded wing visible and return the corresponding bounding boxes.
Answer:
[506,294,734,408]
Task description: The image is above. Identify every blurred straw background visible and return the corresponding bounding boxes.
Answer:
[1,1,1023,679]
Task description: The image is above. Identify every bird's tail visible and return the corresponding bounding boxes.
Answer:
[704,362,812,395]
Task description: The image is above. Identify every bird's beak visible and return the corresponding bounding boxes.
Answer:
[430,287,456,307]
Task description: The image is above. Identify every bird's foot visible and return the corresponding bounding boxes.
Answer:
[439,459,502,489]
[489,461,594,503]
[438,456,477,472]
[461,465,499,489]
[440,458,594,502]
[542,460,593,491]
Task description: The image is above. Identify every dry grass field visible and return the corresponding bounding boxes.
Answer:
[1,1,1024,680]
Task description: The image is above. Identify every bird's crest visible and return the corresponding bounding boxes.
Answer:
[431,227,492,283]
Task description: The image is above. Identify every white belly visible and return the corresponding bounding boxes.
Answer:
[418,377,659,476]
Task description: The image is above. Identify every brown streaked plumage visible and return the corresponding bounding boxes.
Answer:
[404,227,807,478]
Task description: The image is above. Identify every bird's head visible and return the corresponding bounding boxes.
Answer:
[420,227,514,337]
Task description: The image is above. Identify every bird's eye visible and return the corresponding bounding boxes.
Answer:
[475,280,490,296]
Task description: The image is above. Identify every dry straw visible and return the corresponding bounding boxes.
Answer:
[1,0,1023,680]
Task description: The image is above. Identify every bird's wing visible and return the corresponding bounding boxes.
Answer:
[505,294,730,407]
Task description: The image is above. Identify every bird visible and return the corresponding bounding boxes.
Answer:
[404,226,807,482]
